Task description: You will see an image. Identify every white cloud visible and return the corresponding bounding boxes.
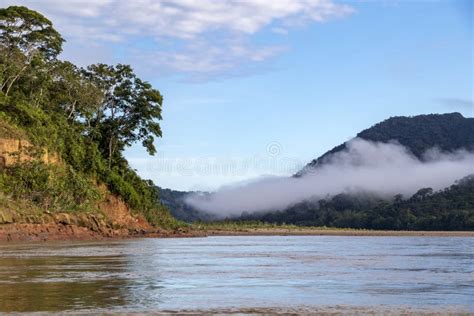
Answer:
[185,138,474,216]
[136,39,288,81]
[1,0,355,79]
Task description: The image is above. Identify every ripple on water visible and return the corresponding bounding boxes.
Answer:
[0,236,472,313]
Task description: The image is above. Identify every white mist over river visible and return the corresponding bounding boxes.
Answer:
[186,139,474,217]
[0,236,472,313]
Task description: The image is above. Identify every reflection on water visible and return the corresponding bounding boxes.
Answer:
[0,236,473,313]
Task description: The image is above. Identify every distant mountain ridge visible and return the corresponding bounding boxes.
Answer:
[162,112,474,228]
[157,187,215,222]
[297,113,474,176]
[240,174,474,230]
[244,112,474,230]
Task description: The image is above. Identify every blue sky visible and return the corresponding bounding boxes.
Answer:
[4,0,472,190]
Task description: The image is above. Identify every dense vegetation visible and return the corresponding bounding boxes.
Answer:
[0,6,176,227]
[166,113,474,230]
[262,113,474,230]
[1,6,472,232]
[157,187,216,222]
[240,175,474,230]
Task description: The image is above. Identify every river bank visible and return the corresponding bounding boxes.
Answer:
[0,223,207,243]
[1,222,473,242]
[0,222,203,242]
[203,227,474,237]
[0,207,201,242]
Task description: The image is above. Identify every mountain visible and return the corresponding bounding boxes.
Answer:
[157,187,216,222]
[239,113,474,230]
[240,175,474,230]
[159,113,474,228]
[297,113,474,176]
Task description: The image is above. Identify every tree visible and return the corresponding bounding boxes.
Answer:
[84,63,163,168]
[0,6,175,228]
[0,6,64,96]
[49,61,102,120]
[412,187,433,201]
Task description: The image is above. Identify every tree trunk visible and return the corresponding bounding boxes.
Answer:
[108,135,115,170]
[5,64,28,96]
[67,100,77,119]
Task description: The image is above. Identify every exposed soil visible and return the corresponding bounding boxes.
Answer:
[0,190,204,243]
[2,223,473,243]
[0,137,60,168]
[0,222,204,243]
[0,222,111,242]
[2,221,473,243]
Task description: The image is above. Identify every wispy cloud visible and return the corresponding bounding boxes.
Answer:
[137,39,288,82]
[185,138,474,216]
[2,0,355,80]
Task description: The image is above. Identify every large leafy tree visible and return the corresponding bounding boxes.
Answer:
[0,6,64,96]
[50,61,102,121]
[0,6,173,227]
[84,63,163,168]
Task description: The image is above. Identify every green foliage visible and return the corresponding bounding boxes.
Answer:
[0,114,25,138]
[0,100,56,146]
[106,171,141,209]
[286,113,474,230]
[192,220,300,231]
[0,6,63,60]
[241,175,474,231]
[84,63,163,168]
[105,169,177,227]
[0,6,175,228]
[49,61,103,121]
[0,6,64,97]
[301,113,474,174]
[158,187,216,222]
[1,161,100,211]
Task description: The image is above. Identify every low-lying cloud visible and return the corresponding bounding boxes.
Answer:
[185,138,474,217]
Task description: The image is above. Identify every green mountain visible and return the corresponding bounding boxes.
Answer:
[241,175,474,230]
[297,113,474,176]
[157,187,216,223]
[244,113,474,230]
[160,113,474,228]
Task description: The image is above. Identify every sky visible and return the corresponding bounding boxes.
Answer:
[2,0,472,191]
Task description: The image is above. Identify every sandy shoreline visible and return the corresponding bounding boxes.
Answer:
[204,228,474,237]
[1,223,473,243]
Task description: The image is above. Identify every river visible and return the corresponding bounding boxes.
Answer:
[0,236,472,313]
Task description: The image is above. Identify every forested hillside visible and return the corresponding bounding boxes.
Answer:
[2,6,471,233]
[157,187,215,222]
[240,175,474,230]
[237,114,474,230]
[298,113,474,175]
[0,6,177,229]
[166,113,474,229]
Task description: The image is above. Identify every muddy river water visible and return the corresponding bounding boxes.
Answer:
[0,236,472,313]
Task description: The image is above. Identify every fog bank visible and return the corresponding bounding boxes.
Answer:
[185,139,474,217]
